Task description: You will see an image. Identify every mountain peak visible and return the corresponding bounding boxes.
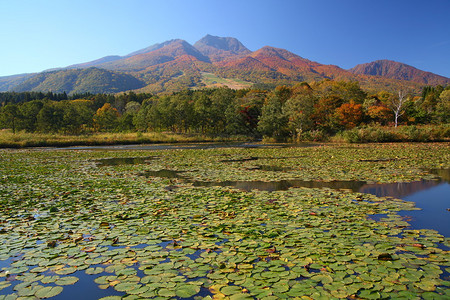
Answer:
[349,60,450,85]
[194,35,250,62]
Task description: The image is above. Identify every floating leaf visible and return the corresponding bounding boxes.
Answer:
[35,286,64,298]
[55,276,79,286]
[85,267,104,275]
[175,284,201,298]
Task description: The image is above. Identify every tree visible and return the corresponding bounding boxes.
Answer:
[18,100,44,132]
[257,94,289,140]
[0,104,19,133]
[36,102,65,133]
[435,89,450,123]
[389,91,408,127]
[311,95,343,133]
[283,93,317,138]
[335,101,364,129]
[93,103,120,131]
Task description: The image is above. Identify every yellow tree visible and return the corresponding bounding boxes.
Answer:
[93,103,120,132]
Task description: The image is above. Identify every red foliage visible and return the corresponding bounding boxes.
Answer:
[336,102,364,129]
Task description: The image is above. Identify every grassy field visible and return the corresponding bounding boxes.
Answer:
[200,72,253,89]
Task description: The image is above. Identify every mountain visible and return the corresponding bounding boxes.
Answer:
[193,34,251,62]
[216,46,358,83]
[12,68,145,94]
[349,60,450,85]
[0,73,36,91]
[1,35,448,94]
[66,55,122,69]
[96,39,210,73]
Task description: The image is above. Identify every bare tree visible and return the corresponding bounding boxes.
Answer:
[390,90,407,127]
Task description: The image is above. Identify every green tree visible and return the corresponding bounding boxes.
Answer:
[18,100,44,132]
[283,93,317,138]
[193,93,213,134]
[435,89,450,123]
[258,94,289,141]
[0,104,20,133]
[36,102,64,133]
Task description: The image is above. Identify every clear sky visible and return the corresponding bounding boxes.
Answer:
[1,0,449,78]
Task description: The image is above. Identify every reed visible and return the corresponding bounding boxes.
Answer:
[0,130,249,148]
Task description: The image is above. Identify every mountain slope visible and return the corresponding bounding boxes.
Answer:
[97,39,210,72]
[349,60,450,85]
[0,73,36,92]
[217,46,356,82]
[12,68,145,94]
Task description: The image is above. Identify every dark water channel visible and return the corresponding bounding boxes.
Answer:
[61,142,319,151]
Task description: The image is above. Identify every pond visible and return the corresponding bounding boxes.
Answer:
[143,168,450,237]
[0,144,449,299]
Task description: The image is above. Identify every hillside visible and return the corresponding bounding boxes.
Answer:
[12,68,145,94]
[1,35,448,94]
[0,73,36,91]
[349,60,450,85]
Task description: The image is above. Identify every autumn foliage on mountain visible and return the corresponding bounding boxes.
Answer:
[1,35,448,95]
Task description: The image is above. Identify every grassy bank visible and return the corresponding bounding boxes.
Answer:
[332,124,450,143]
[0,130,251,148]
[1,124,449,148]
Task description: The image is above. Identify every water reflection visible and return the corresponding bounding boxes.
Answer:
[359,180,443,198]
[144,168,450,236]
[95,156,155,166]
[62,142,319,151]
[398,183,450,237]
[142,169,186,179]
[193,179,367,192]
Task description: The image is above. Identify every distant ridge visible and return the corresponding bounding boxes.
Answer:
[1,35,448,94]
[349,59,450,85]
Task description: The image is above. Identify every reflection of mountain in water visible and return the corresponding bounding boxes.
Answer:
[359,180,442,198]
[360,169,449,198]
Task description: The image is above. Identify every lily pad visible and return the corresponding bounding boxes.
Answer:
[35,286,64,298]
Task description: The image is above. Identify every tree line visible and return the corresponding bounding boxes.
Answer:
[0,80,448,140]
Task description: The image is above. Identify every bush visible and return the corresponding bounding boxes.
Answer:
[296,130,329,142]
[338,124,450,143]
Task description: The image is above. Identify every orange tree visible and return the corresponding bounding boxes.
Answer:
[335,101,364,129]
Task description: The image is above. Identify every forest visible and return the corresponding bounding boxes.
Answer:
[0,80,449,142]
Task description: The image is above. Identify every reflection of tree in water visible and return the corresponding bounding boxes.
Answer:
[95,156,155,166]
[193,179,367,192]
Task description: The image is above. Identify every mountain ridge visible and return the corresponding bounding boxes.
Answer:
[2,35,449,94]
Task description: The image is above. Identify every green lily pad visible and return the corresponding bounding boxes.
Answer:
[175,284,201,298]
[55,276,79,285]
[85,267,104,275]
[35,286,64,298]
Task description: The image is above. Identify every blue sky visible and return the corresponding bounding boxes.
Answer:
[1,0,449,78]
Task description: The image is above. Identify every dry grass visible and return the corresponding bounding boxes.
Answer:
[0,130,248,148]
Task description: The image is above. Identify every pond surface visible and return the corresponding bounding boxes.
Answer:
[143,168,450,237]
[2,144,448,300]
